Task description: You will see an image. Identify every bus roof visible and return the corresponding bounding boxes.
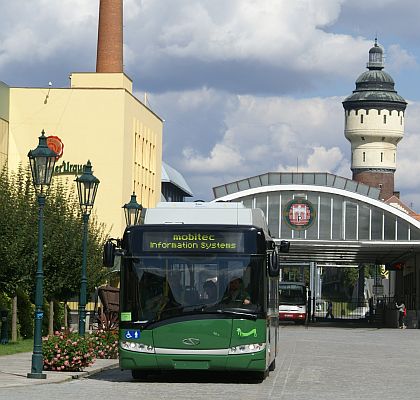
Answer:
[143,202,269,234]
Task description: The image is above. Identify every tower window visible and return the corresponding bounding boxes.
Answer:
[382,137,385,141]
[363,152,366,162]
[361,136,365,141]
[381,152,383,162]
[360,114,364,123]
[383,115,387,124]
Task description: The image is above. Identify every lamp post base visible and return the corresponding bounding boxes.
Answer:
[27,372,47,379]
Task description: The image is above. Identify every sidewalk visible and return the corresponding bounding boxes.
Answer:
[0,352,118,388]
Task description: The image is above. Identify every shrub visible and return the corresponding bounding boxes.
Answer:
[89,329,119,359]
[43,331,95,372]
[17,290,33,339]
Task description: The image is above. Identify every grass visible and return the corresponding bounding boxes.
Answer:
[0,338,33,356]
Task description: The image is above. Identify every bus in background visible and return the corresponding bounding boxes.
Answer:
[103,202,290,381]
[278,282,308,324]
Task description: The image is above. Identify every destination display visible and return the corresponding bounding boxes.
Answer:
[142,231,245,252]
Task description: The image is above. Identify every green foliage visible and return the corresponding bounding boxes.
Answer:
[0,166,36,297]
[43,331,95,371]
[0,164,109,335]
[16,289,33,339]
[0,292,12,338]
[53,301,65,332]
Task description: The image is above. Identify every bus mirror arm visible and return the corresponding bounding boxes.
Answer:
[279,240,290,253]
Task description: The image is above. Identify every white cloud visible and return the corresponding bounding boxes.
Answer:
[123,0,373,91]
[0,0,419,206]
[387,44,418,72]
[154,93,351,198]
[182,143,243,172]
[0,1,97,68]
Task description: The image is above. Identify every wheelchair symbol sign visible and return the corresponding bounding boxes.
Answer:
[125,330,141,339]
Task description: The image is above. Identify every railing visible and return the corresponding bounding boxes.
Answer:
[312,298,369,321]
[309,295,416,326]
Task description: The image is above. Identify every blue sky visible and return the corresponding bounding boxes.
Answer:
[1,0,420,209]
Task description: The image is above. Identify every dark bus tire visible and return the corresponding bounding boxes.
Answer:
[269,359,276,371]
[131,369,148,380]
[251,369,269,382]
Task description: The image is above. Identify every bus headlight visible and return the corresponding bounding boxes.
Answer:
[228,343,266,355]
[120,341,155,353]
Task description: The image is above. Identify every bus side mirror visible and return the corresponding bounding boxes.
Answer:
[268,251,280,277]
[279,240,290,253]
[103,240,116,268]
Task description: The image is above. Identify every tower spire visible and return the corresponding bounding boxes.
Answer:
[96,0,123,73]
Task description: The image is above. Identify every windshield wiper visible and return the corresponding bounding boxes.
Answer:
[138,305,259,326]
[213,309,258,320]
[181,304,259,320]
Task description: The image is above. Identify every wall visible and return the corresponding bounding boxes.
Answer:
[345,108,404,171]
[7,73,163,237]
[0,82,9,170]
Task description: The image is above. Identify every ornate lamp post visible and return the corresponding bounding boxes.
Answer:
[27,130,57,379]
[75,161,100,335]
[122,192,142,227]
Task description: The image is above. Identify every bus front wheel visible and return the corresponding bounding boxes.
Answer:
[251,369,269,382]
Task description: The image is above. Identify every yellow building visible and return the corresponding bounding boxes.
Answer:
[0,72,163,237]
[0,82,9,169]
[0,0,163,237]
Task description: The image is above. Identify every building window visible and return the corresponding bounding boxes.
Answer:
[363,152,366,162]
[383,115,387,124]
[381,152,383,162]
[361,136,365,141]
[361,114,364,123]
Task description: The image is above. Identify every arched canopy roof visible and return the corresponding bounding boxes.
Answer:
[212,173,420,265]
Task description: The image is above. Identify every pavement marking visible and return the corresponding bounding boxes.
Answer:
[268,339,297,399]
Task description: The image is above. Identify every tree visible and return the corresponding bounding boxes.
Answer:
[0,165,109,337]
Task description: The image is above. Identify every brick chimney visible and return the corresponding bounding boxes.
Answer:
[96,0,123,73]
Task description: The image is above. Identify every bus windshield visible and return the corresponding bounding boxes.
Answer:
[279,283,306,306]
[122,254,265,324]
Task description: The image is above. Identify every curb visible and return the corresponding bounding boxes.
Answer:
[70,361,119,380]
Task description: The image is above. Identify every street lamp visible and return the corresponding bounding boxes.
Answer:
[75,160,99,336]
[27,130,57,379]
[122,192,142,227]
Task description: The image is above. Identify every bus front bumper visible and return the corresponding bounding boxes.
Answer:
[279,312,306,321]
[119,346,267,372]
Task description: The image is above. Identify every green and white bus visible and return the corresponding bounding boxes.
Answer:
[104,202,289,380]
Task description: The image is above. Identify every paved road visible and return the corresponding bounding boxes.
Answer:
[2,324,420,400]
